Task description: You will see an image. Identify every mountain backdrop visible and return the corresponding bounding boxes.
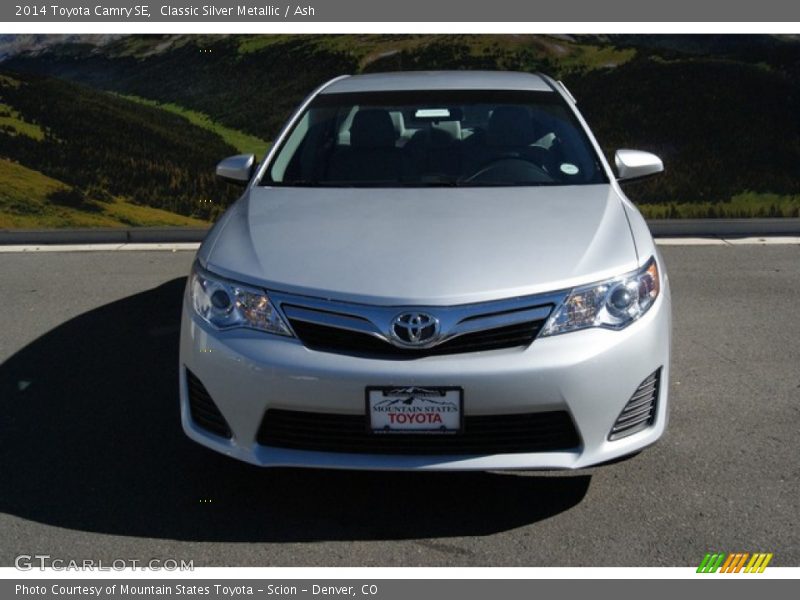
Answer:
[1,34,800,227]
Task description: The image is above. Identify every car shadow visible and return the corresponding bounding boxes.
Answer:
[0,278,591,542]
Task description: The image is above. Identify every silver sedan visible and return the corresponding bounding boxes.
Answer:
[179,70,671,470]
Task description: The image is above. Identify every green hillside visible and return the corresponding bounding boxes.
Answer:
[567,56,800,205]
[0,70,239,226]
[0,157,209,228]
[117,94,270,157]
[2,34,800,224]
[3,34,642,141]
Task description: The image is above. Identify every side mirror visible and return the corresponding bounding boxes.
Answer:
[216,154,256,185]
[614,149,663,182]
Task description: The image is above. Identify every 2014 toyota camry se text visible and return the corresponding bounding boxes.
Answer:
[179,70,672,470]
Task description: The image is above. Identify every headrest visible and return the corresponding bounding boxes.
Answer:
[487,106,535,147]
[389,111,406,137]
[432,120,462,141]
[350,109,397,149]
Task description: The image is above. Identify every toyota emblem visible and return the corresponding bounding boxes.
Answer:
[390,312,440,346]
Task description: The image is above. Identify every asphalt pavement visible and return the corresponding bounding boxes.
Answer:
[0,245,798,567]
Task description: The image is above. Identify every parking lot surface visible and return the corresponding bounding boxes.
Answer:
[0,245,798,566]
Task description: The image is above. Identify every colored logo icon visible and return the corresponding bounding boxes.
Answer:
[697,552,773,573]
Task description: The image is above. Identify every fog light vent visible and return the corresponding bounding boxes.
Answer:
[186,369,232,439]
[608,368,660,441]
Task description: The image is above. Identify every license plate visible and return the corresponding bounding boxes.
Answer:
[366,386,463,434]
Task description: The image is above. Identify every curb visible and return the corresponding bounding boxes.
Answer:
[647,218,800,237]
[0,227,210,245]
[1,219,800,245]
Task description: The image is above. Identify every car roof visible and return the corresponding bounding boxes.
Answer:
[320,71,554,94]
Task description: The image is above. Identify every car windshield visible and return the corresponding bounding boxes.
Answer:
[262,90,608,188]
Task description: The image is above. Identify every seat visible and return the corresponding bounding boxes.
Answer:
[404,120,463,179]
[462,105,556,178]
[326,109,401,183]
[486,106,536,147]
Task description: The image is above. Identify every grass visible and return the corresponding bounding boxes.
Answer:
[0,74,21,88]
[1,74,46,140]
[1,74,45,140]
[638,192,800,219]
[235,34,637,73]
[236,34,434,70]
[101,198,209,227]
[0,101,45,140]
[236,34,297,54]
[0,156,66,204]
[118,94,270,157]
[556,44,637,72]
[0,158,209,228]
[104,34,218,58]
[4,155,797,227]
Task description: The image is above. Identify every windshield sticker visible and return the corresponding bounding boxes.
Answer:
[560,163,580,175]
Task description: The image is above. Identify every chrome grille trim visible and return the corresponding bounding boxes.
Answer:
[282,305,382,338]
[270,290,566,351]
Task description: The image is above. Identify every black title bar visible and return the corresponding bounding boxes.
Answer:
[5,1,800,22]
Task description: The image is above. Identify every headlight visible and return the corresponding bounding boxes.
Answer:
[189,263,293,336]
[541,257,660,336]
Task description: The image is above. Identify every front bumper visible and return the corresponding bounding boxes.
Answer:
[179,283,671,471]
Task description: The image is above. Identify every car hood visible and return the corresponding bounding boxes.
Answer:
[203,185,638,305]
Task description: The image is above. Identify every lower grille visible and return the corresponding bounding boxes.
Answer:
[608,369,661,441]
[257,409,580,455]
[288,319,546,359]
[186,369,232,439]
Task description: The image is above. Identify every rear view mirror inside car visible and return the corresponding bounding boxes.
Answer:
[414,107,462,121]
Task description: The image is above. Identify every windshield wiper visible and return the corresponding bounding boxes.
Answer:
[266,179,561,188]
[393,180,462,187]
[278,180,369,187]
[455,180,561,187]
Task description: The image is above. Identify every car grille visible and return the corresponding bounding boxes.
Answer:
[257,409,580,455]
[608,368,661,441]
[271,289,563,360]
[186,369,232,439]
[288,319,546,358]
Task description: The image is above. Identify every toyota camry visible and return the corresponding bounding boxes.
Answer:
[179,71,671,470]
